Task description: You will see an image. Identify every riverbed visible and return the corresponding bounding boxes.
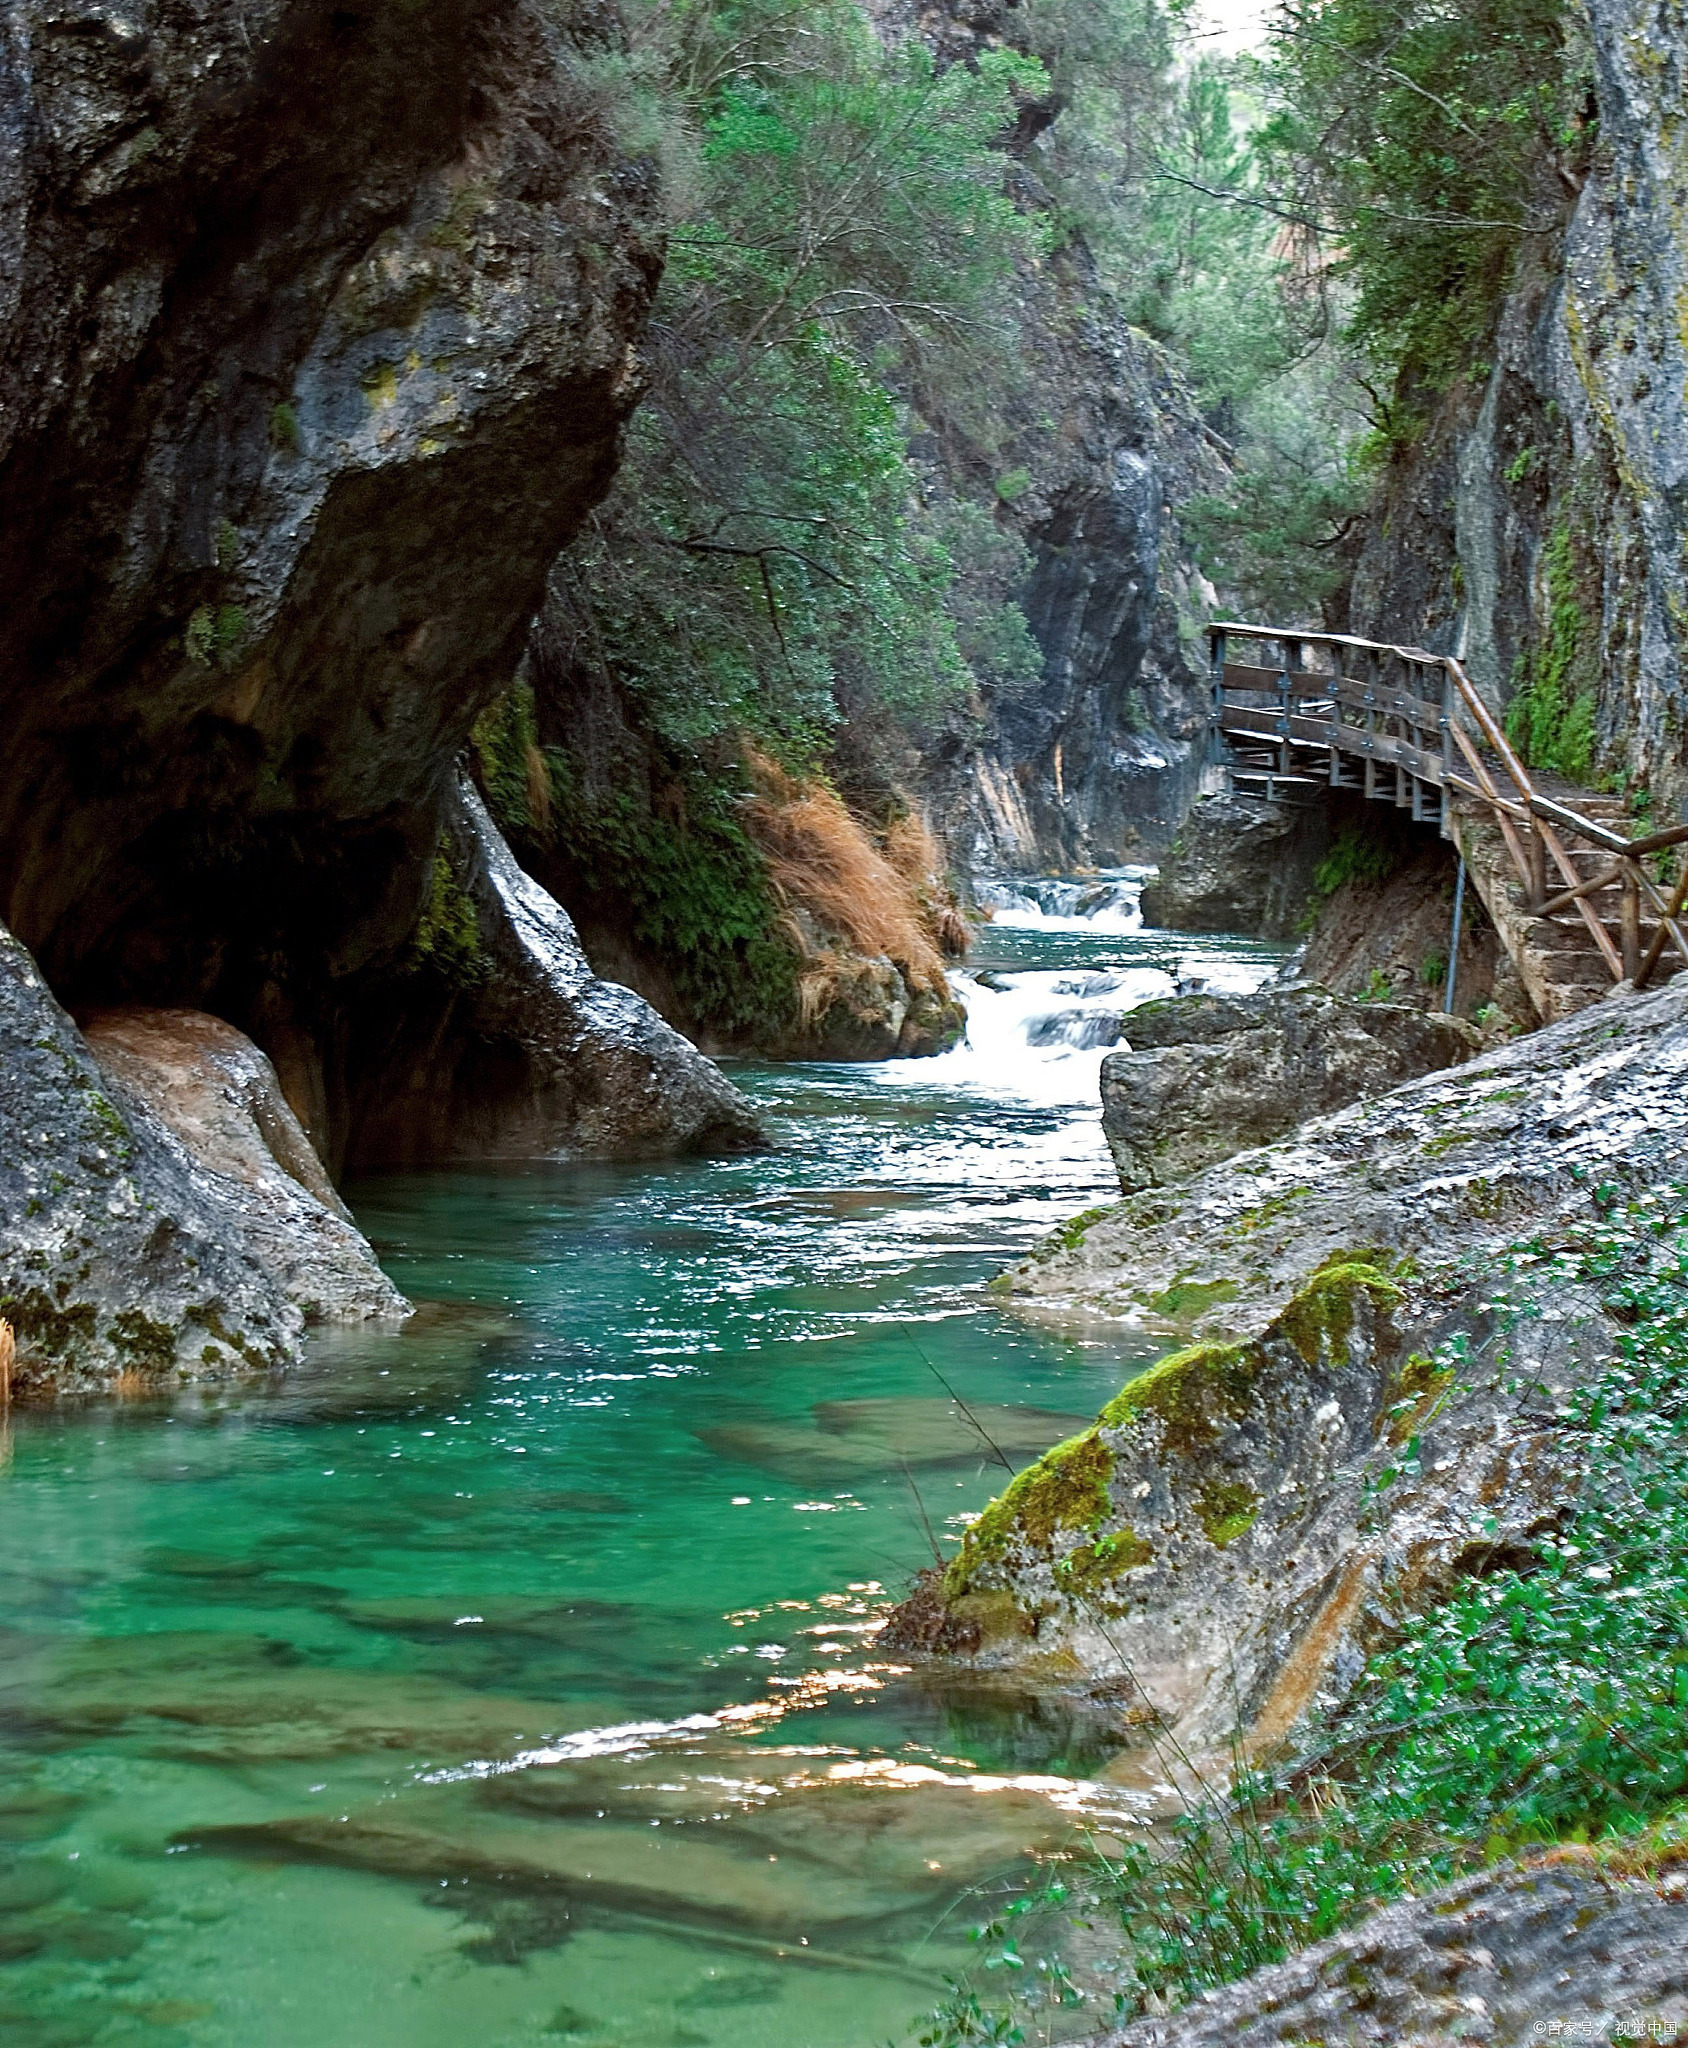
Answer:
[0,880,1283,2048]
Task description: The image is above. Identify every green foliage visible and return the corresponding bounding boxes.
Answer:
[1310,820,1407,902]
[1418,949,1448,987]
[268,402,302,454]
[409,852,486,989]
[546,756,801,1041]
[1258,0,1587,394]
[1076,52,1369,618]
[915,1190,1688,2041]
[471,682,551,840]
[184,604,249,669]
[560,4,1051,762]
[1505,522,1601,783]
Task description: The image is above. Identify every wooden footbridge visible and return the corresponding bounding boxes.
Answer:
[1207,623,1688,1021]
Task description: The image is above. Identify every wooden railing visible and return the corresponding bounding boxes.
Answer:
[1209,622,1688,991]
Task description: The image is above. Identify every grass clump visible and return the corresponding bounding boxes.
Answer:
[915,1189,1688,2043]
[184,604,249,669]
[1309,820,1407,905]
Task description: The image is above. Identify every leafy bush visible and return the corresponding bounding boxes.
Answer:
[554,4,1050,762]
[1258,0,1588,395]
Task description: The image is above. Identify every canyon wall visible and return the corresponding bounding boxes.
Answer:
[1350,0,1688,818]
[0,0,761,1385]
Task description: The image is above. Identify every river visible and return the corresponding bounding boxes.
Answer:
[0,878,1284,2048]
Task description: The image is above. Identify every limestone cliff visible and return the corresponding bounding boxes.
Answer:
[0,0,760,1177]
[873,0,1231,873]
[1349,0,1688,815]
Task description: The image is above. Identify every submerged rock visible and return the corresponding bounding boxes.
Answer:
[1100,985,1479,1193]
[80,1006,405,1325]
[1099,1858,1688,2046]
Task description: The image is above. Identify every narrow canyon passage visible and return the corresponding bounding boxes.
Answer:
[0,884,1281,2048]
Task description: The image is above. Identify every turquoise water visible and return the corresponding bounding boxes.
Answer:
[0,897,1282,2048]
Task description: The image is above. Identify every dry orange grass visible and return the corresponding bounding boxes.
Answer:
[0,1318,12,1405]
[742,756,951,994]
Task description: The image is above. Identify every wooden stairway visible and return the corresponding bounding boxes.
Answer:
[1206,623,1688,1022]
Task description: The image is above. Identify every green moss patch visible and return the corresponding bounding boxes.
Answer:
[1143,1276,1238,1322]
[409,852,487,989]
[1056,1528,1153,1596]
[1275,1257,1403,1365]
[947,1430,1115,1588]
[1195,1478,1260,1547]
[1099,1340,1255,1453]
[1386,1351,1455,1445]
[1039,1204,1118,1260]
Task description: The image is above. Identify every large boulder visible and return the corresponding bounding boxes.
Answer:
[80,1006,406,1327]
[0,0,756,1172]
[888,976,1688,1746]
[1138,794,1328,937]
[0,923,398,1393]
[1101,985,1479,1192]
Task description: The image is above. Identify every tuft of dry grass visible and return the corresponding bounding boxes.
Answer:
[524,742,553,838]
[0,1318,12,1406]
[743,756,954,994]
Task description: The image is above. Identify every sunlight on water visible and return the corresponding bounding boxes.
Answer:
[0,880,1284,2048]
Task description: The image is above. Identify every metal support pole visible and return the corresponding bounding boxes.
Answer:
[1444,854,1466,1015]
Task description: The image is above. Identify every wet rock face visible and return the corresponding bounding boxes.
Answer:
[0,0,688,1155]
[0,923,398,1392]
[1099,1858,1688,2047]
[1138,794,1329,939]
[344,782,765,1166]
[1101,986,1479,1193]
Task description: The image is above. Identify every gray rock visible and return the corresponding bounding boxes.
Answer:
[1027,1009,1124,1051]
[0,0,749,1170]
[1348,0,1688,819]
[1139,795,1329,938]
[1100,1859,1688,2047]
[1011,973,1688,1343]
[0,924,303,1391]
[80,1007,406,1325]
[1102,985,1479,1192]
[891,977,1688,1747]
[345,780,765,1164]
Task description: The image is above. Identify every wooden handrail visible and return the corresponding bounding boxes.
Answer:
[1209,621,1688,991]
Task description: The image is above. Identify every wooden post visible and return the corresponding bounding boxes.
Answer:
[1279,638,1298,780]
[1621,865,1642,982]
[1439,664,1454,838]
[1526,825,1548,912]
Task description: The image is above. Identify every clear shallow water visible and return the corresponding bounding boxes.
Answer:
[0,883,1284,2048]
